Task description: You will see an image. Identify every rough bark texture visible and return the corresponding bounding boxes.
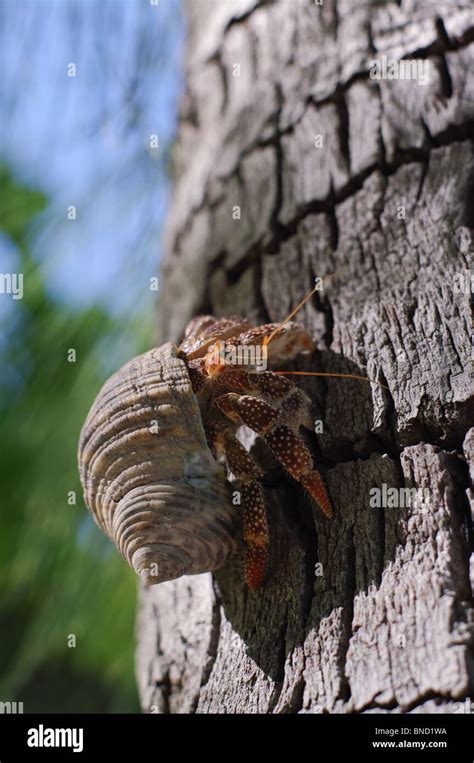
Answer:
[136,0,474,713]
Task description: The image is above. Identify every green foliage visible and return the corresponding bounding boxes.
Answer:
[0,168,46,245]
[0,169,151,712]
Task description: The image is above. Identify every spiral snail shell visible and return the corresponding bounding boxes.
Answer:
[78,342,238,585]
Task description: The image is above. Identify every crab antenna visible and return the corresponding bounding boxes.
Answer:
[262,274,337,347]
[271,371,389,391]
[259,277,388,391]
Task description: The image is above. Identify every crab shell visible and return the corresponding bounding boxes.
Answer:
[78,342,238,585]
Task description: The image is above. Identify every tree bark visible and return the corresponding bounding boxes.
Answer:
[136,0,474,714]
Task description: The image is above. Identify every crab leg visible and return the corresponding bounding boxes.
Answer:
[202,412,269,589]
[264,425,332,518]
[224,434,269,590]
[213,369,312,431]
[215,393,332,519]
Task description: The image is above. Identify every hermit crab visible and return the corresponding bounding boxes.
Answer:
[78,315,332,589]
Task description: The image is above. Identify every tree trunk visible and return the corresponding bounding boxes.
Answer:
[136,0,474,714]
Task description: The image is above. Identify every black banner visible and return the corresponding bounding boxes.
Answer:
[0,712,472,761]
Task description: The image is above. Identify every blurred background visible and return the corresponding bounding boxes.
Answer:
[0,0,184,712]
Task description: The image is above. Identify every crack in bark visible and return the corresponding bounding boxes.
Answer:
[153,670,171,715]
[335,91,351,173]
[442,450,473,558]
[267,608,288,712]
[414,150,430,205]
[400,19,474,60]
[171,20,474,261]
[338,528,356,706]
[461,165,474,227]
[222,0,274,36]
[209,51,229,115]
[435,16,456,52]
[269,82,286,247]
[435,53,454,101]
[280,675,306,714]
[206,126,472,285]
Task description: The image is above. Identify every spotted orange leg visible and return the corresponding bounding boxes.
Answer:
[216,392,332,518]
[202,410,269,590]
[223,433,269,590]
[214,384,332,588]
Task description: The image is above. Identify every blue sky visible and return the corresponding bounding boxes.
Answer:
[0,0,184,316]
